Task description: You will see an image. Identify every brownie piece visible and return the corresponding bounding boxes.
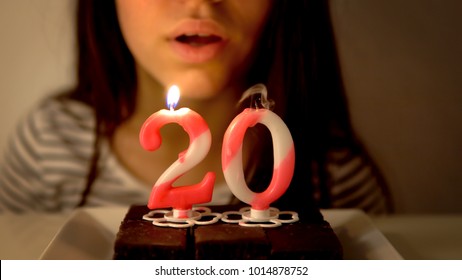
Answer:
[267,222,343,259]
[113,206,192,259]
[195,223,270,259]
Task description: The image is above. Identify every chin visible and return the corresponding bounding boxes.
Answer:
[178,87,220,100]
[168,74,226,100]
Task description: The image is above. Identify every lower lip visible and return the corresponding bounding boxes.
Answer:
[170,40,227,64]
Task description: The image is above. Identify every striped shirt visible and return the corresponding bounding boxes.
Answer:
[322,147,390,215]
[0,95,390,214]
[0,96,151,213]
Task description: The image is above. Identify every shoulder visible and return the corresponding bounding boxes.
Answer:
[5,94,97,167]
[21,94,96,145]
[33,94,95,131]
[0,94,97,212]
[325,144,392,214]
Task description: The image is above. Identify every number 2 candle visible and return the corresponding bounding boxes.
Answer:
[139,85,215,216]
[222,84,295,215]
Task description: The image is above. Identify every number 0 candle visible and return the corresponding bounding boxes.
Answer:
[222,84,295,212]
[139,85,215,215]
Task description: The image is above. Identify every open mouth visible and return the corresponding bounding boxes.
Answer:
[176,34,222,47]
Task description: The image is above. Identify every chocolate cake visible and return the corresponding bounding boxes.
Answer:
[113,204,343,259]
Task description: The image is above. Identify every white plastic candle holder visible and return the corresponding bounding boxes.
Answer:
[221,206,299,228]
[142,206,222,228]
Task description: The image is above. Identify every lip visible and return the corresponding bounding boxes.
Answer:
[168,19,228,64]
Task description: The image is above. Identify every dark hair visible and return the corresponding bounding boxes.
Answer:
[72,0,135,206]
[72,0,388,213]
[244,0,362,213]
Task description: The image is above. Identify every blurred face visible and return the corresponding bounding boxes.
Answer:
[115,0,273,99]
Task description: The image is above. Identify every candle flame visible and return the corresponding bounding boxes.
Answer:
[166,85,180,110]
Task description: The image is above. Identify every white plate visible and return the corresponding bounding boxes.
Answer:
[40,207,403,260]
[321,209,403,259]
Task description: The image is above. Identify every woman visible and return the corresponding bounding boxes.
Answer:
[0,0,392,214]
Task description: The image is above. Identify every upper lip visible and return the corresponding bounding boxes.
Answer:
[169,19,227,43]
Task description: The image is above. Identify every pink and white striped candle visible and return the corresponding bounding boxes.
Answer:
[139,86,215,216]
[222,85,295,211]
